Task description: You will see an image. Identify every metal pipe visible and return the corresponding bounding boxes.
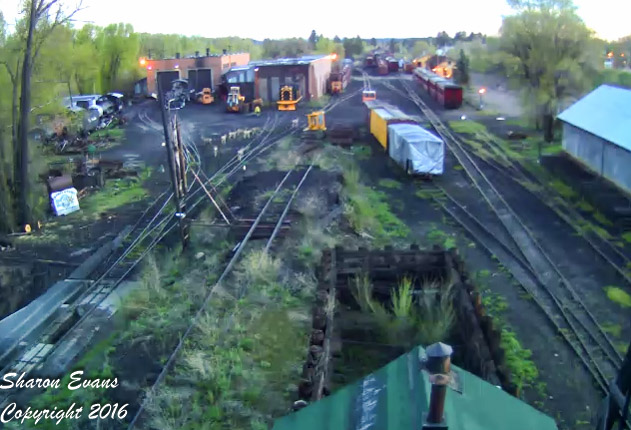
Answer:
[427,375,449,424]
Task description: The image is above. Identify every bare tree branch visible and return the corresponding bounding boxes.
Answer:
[32,1,84,62]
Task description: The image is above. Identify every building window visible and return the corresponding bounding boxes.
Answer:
[223,64,230,69]
[231,62,237,67]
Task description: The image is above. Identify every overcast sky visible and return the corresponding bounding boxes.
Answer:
[0,0,627,41]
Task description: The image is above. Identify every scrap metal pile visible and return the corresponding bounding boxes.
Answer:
[36,93,127,154]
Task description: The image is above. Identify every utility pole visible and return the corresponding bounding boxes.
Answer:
[599,337,631,430]
[158,79,189,248]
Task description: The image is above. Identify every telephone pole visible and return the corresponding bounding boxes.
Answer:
[158,79,189,248]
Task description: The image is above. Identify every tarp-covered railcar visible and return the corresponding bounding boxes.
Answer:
[388,123,444,175]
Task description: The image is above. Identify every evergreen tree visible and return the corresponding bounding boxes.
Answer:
[308,30,318,49]
[455,49,470,85]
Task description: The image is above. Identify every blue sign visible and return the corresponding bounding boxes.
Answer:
[51,188,80,216]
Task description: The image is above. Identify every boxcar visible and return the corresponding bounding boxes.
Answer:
[413,67,462,109]
[436,80,463,109]
[387,57,400,73]
[370,106,416,150]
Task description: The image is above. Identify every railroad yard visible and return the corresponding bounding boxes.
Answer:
[1,55,631,429]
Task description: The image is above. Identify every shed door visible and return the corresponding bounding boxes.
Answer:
[259,78,268,103]
[188,70,198,91]
[271,77,280,101]
[157,71,180,94]
[197,69,213,91]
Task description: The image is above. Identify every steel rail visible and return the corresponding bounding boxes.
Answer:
[386,77,622,392]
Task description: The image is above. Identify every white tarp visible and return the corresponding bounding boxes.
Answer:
[51,187,80,216]
[387,123,444,175]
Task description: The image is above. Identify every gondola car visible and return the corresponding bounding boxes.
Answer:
[413,67,462,109]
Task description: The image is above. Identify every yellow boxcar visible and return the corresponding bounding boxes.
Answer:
[370,107,415,151]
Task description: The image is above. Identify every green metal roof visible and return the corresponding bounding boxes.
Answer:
[272,345,558,430]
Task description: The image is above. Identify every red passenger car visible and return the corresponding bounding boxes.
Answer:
[386,57,400,73]
[412,67,462,109]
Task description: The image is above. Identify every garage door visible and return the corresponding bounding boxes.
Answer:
[157,71,180,95]
[188,69,213,92]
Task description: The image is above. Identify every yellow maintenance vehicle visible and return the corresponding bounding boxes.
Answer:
[303,111,326,139]
[197,88,214,105]
[226,86,262,113]
[277,85,302,111]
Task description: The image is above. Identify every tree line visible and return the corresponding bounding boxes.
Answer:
[1,0,630,233]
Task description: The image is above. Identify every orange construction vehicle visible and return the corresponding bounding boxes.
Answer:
[197,88,214,104]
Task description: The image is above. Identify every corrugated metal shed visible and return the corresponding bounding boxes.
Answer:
[557,85,631,151]
[250,55,329,68]
[272,345,558,430]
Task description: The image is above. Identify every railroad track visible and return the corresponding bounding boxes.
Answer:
[127,163,313,429]
[380,77,622,392]
[462,134,631,287]
[0,111,297,407]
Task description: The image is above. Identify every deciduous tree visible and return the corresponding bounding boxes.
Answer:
[500,0,597,141]
[15,0,82,227]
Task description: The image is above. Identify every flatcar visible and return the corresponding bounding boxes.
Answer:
[413,67,462,109]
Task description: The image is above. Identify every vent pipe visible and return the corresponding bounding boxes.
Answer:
[195,51,199,57]
[422,342,452,430]
[175,52,180,59]
[223,48,227,55]
[206,48,210,56]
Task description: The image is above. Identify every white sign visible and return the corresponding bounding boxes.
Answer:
[51,188,80,216]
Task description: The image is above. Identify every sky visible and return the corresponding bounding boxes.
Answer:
[0,0,628,41]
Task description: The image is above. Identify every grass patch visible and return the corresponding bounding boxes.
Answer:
[594,210,613,227]
[415,187,444,200]
[352,274,456,348]
[576,198,595,212]
[482,292,539,392]
[602,322,623,338]
[306,94,331,109]
[448,120,488,135]
[622,232,631,244]
[90,127,125,140]
[342,166,409,245]
[604,286,631,308]
[616,342,629,355]
[79,168,151,216]
[501,328,539,391]
[427,228,457,249]
[377,178,402,189]
[549,179,577,200]
[505,117,532,128]
[350,145,372,160]
[541,144,563,155]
